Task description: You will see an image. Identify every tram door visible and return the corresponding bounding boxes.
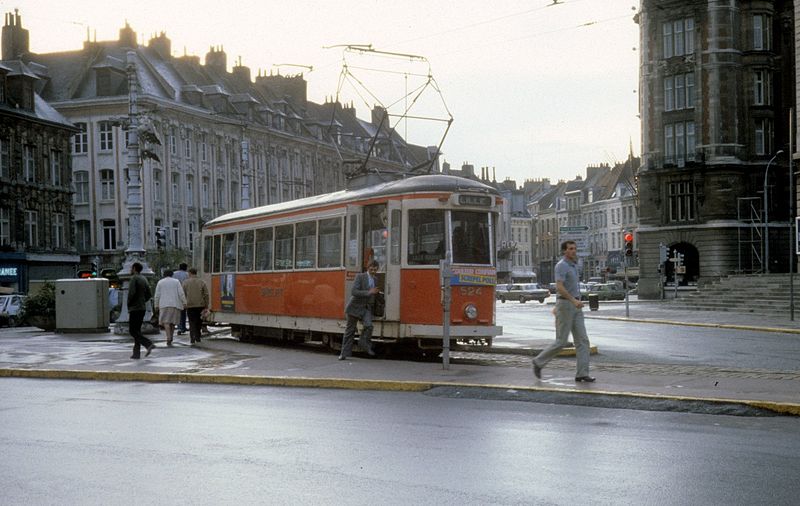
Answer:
[384,200,401,320]
[362,204,393,320]
[345,205,363,301]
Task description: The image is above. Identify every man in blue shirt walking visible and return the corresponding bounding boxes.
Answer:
[532,240,595,382]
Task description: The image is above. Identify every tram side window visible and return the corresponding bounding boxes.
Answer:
[319,217,343,268]
[203,236,213,273]
[346,214,358,268]
[390,209,401,265]
[275,224,293,270]
[451,211,491,264]
[295,221,317,269]
[223,233,237,272]
[255,227,273,271]
[408,209,445,265]
[212,235,222,273]
[237,230,254,272]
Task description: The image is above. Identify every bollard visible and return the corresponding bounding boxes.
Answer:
[588,293,599,311]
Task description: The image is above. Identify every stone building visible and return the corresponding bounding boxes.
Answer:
[2,14,434,274]
[636,1,795,299]
[0,11,78,292]
[528,157,639,285]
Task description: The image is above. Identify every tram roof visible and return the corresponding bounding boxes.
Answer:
[205,174,500,228]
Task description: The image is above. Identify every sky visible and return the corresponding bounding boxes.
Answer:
[4,0,641,185]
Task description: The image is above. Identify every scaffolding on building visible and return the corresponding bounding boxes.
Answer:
[737,197,764,273]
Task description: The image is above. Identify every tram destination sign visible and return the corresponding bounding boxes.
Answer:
[450,266,496,286]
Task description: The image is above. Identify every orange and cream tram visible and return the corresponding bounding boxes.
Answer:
[200,174,503,354]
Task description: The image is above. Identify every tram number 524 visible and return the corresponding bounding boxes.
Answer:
[459,286,483,296]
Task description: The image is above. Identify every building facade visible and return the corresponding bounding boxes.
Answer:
[0,12,78,292]
[3,14,434,278]
[636,1,795,299]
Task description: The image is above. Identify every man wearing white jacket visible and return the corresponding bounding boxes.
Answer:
[154,269,187,346]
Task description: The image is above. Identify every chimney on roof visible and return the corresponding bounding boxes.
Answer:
[461,163,474,177]
[2,9,30,60]
[148,31,171,59]
[232,56,252,84]
[118,21,136,48]
[205,45,227,73]
[371,105,387,128]
[255,72,307,106]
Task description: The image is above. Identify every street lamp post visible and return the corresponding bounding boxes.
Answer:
[763,150,784,273]
[115,51,155,333]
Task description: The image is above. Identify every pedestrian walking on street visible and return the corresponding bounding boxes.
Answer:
[172,263,189,335]
[532,240,595,382]
[181,267,209,344]
[339,260,380,360]
[127,262,155,359]
[154,269,186,346]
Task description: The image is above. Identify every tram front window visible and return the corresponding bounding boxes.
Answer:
[451,211,491,265]
[408,209,445,265]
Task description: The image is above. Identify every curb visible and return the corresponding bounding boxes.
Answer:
[585,315,800,334]
[2,367,798,416]
[453,345,599,357]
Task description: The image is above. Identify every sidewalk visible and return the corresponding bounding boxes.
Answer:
[1,310,798,416]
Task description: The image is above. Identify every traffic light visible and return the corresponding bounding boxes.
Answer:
[659,243,669,264]
[91,262,98,277]
[156,227,166,250]
[624,232,634,257]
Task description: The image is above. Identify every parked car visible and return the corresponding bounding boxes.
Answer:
[496,283,550,303]
[588,283,627,301]
[0,294,26,327]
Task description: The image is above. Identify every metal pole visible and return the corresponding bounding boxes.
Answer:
[764,151,784,273]
[789,109,794,321]
[440,255,452,370]
[624,262,630,317]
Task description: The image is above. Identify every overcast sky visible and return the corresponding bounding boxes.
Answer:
[5,0,641,185]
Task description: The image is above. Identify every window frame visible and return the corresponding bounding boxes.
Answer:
[99,121,114,151]
[0,207,10,246]
[23,145,35,182]
[25,209,38,247]
[100,169,115,201]
[102,219,117,250]
[73,123,88,154]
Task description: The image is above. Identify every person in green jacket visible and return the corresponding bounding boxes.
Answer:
[127,262,155,359]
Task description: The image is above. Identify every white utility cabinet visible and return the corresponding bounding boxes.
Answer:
[55,278,110,332]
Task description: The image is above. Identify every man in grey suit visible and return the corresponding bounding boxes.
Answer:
[339,260,380,360]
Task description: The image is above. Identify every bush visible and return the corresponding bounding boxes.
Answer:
[20,281,56,320]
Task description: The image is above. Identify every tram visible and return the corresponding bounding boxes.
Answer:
[199,174,503,354]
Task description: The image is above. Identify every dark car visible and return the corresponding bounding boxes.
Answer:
[496,283,550,304]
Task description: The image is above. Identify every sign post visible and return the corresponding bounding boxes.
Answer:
[439,255,453,370]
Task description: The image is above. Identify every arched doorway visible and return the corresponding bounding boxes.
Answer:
[663,242,699,286]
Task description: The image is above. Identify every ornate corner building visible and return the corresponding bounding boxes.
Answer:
[636,1,795,299]
[1,12,435,287]
[0,12,78,292]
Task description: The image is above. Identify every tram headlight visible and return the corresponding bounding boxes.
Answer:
[464,304,478,320]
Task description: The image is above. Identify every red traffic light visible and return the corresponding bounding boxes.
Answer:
[624,233,633,242]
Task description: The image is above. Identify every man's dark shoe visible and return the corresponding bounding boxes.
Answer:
[145,344,155,357]
[130,354,140,360]
[533,361,542,379]
[575,376,596,383]
[338,355,347,361]
[367,348,377,357]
